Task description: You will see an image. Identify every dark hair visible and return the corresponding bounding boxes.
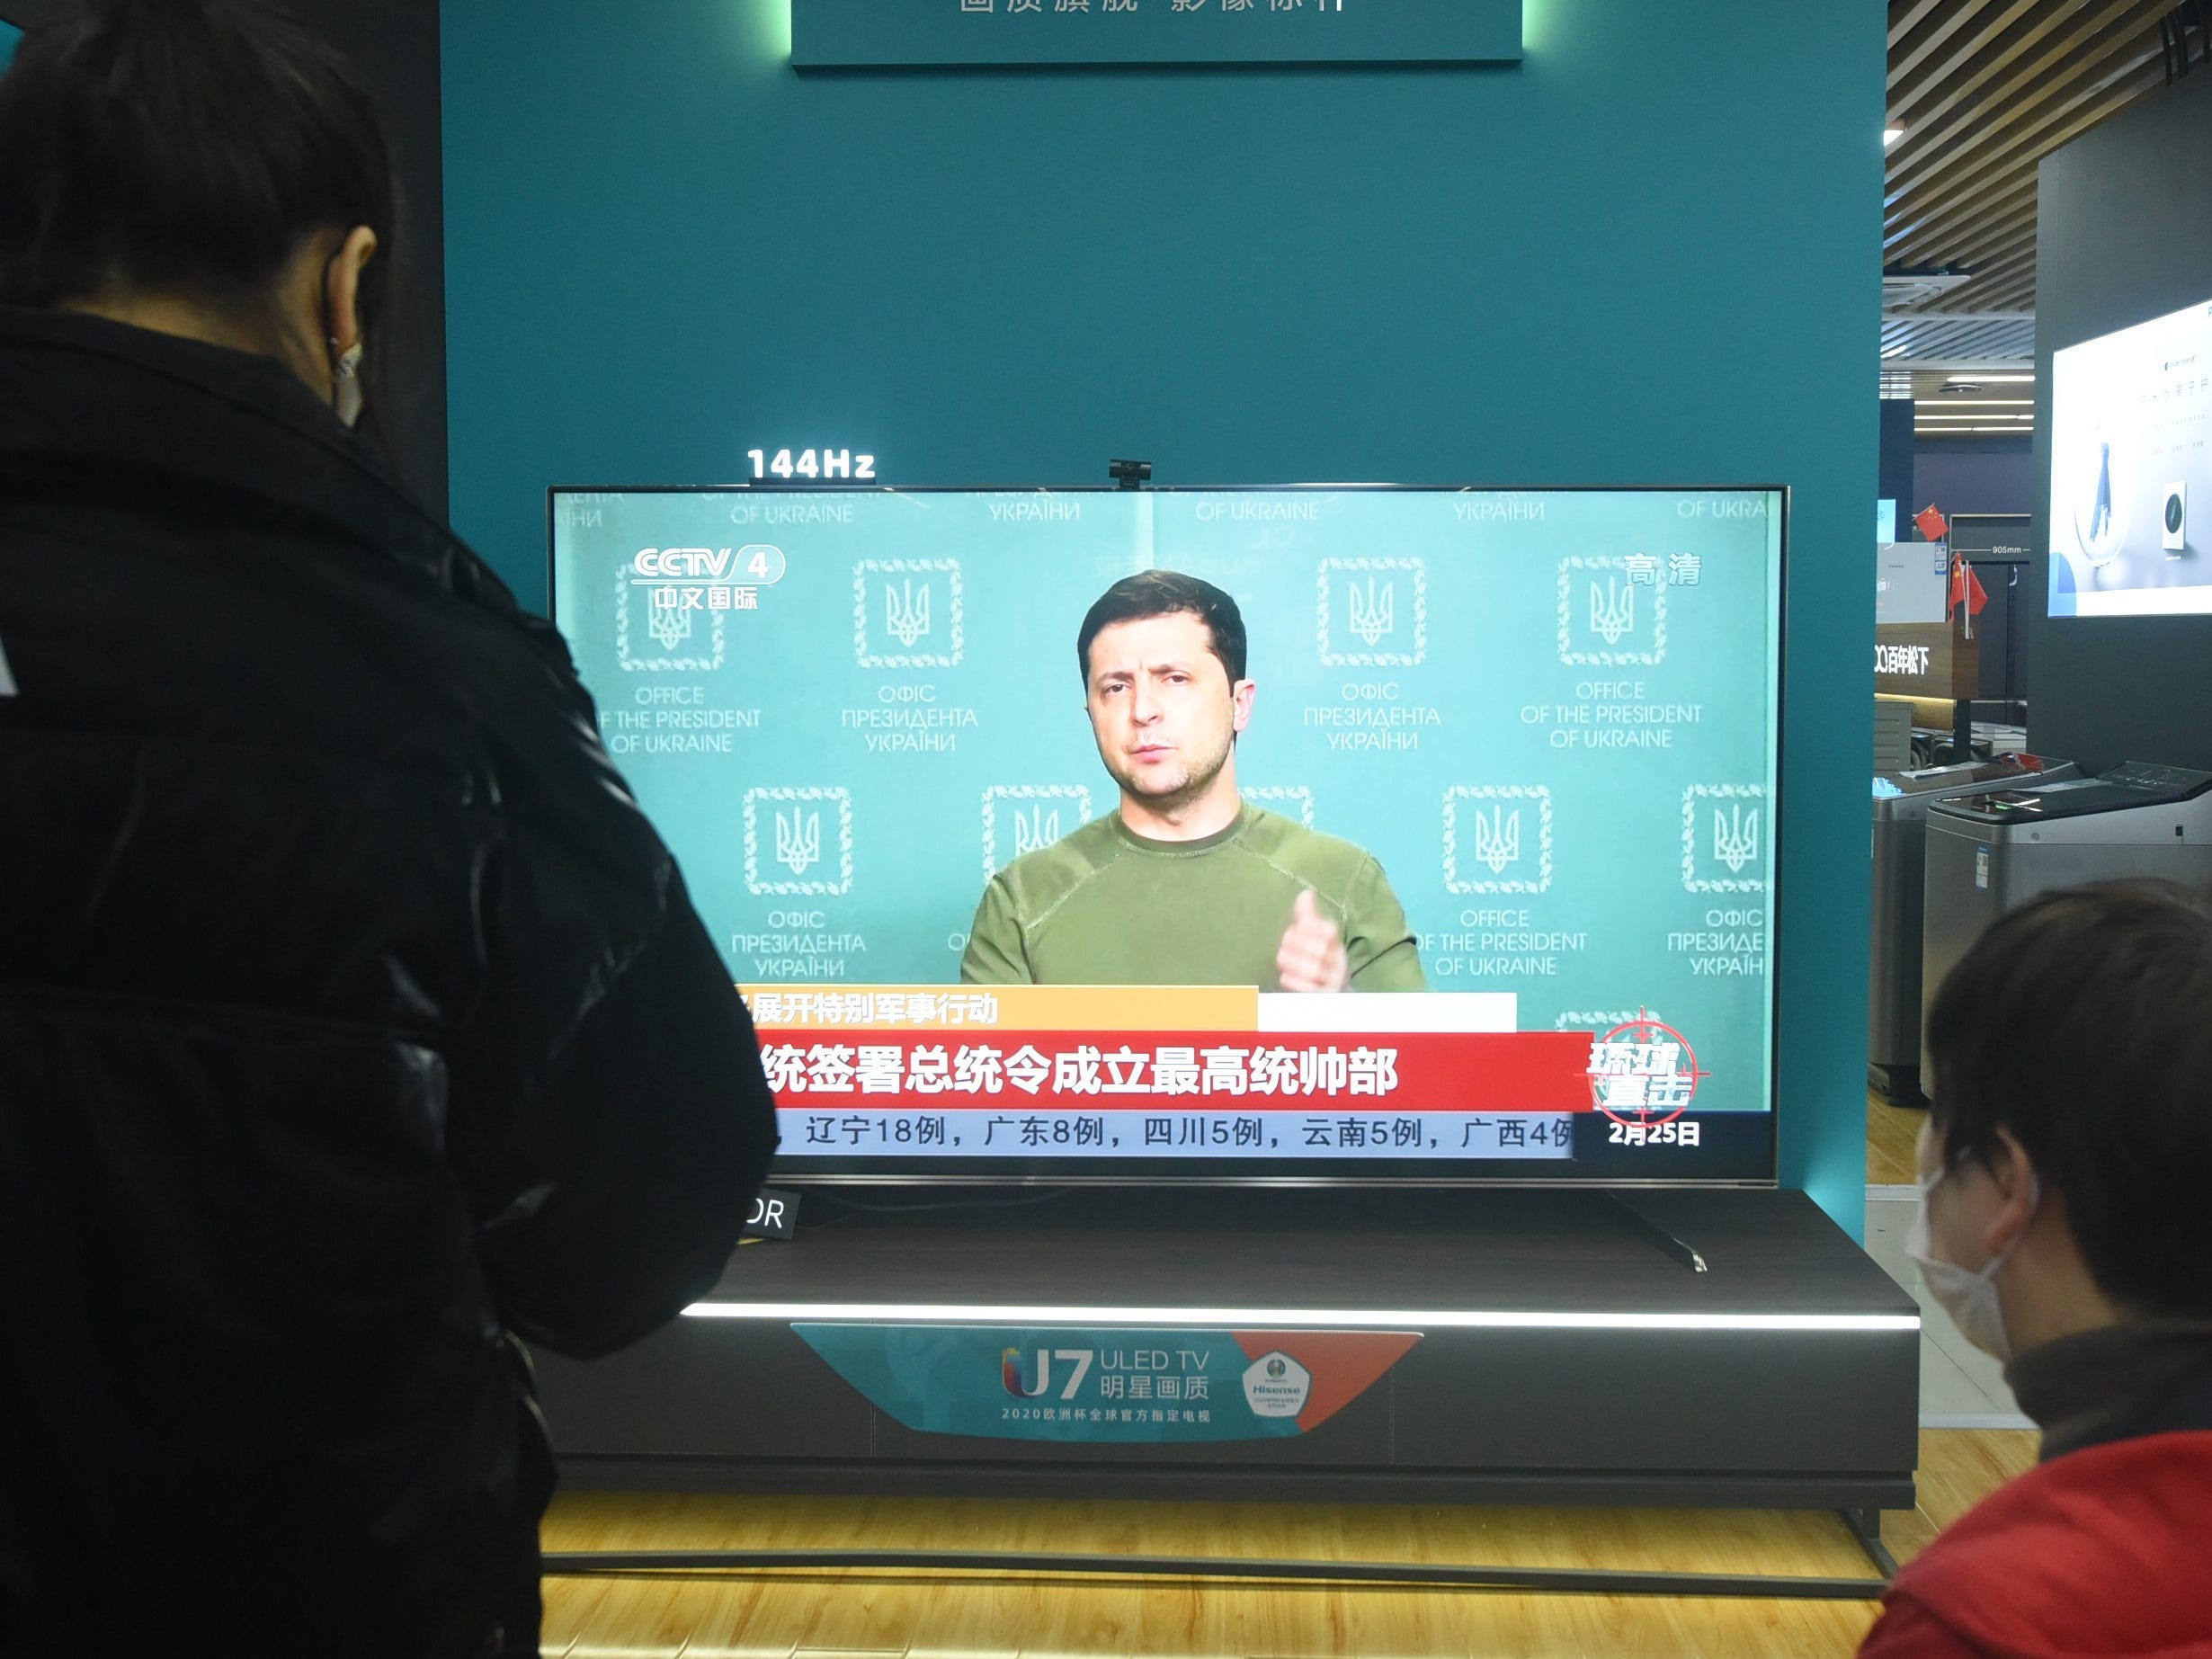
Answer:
[1926,879,2212,1318]
[0,0,397,370]
[1076,571,1248,688]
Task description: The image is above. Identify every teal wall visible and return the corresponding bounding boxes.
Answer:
[0,22,20,71]
[442,0,1882,1233]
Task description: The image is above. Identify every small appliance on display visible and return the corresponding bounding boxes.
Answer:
[1871,700,1914,772]
[1875,541,1946,626]
[2048,297,2212,613]
[1921,763,2212,1095]
[1868,754,2077,1106]
[549,484,1786,1184]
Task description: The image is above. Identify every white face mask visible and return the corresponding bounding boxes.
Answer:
[1907,1161,2040,1362]
[331,340,365,430]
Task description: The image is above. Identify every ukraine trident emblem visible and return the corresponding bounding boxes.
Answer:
[1590,576,1636,647]
[1347,577,1396,647]
[647,586,695,652]
[1713,803,1760,874]
[1471,805,1521,875]
[776,807,823,877]
[886,578,932,647]
[1012,807,1061,858]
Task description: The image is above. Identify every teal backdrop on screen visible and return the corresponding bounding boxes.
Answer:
[441,0,1882,1231]
[0,22,20,70]
[553,486,1782,1128]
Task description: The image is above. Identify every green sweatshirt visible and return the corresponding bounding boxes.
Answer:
[959,805,1426,991]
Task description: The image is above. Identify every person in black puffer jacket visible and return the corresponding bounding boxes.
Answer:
[0,4,780,1654]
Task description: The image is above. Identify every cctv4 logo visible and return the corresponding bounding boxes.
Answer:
[633,546,782,581]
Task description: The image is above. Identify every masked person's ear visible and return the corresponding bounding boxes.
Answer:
[321,226,379,428]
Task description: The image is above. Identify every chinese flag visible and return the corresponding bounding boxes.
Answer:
[1914,504,1949,543]
[1950,556,1989,617]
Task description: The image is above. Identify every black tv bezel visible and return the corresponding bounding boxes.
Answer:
[546,481,1789,1190]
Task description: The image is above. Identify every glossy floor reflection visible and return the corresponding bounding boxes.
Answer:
[538,1426,2038,1659]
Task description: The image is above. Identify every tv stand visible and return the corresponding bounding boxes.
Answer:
[1601,1188,1710,1271]
[533,1184,1917,1534]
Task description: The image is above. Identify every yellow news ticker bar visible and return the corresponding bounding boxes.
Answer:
[736,983,1261,1033]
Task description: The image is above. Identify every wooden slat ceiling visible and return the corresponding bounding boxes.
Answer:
[1886,0,2175,316]
[1886,1,2186,433]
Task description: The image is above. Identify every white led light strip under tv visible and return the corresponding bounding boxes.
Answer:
[682,1302,1917,1333]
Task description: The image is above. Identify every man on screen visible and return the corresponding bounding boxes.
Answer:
[960,571,1424,991]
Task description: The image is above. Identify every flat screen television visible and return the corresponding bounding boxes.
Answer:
[549,485,1784,1184]
[2048,296,2212,616]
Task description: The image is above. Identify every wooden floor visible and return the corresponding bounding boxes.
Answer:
[1867,1089,1923,1187]
[541,1428,2037,1657]
[541,1095,2032,1658]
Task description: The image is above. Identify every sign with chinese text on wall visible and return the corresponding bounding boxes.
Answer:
[792,0,1523,69]
[1875,622,1979,701]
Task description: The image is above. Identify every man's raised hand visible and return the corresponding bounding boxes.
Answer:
[1275,887,1350,994]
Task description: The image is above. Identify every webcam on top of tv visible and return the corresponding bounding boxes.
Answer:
[1110,458,1152,490]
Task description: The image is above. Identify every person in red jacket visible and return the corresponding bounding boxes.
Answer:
[1860,880,2212,1658]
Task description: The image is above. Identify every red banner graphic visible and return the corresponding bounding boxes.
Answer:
[754,1029,1596,1113]
[1231,1331,1424,1433]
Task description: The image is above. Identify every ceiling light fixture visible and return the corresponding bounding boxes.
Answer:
[1884,127,1904,147]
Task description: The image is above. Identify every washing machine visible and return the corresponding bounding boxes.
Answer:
[1921,763,2212,1098]
[1869,754,2076,1105]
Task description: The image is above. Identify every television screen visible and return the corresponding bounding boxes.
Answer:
[549,486,1783,1183]
[2049,297,2212,616]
